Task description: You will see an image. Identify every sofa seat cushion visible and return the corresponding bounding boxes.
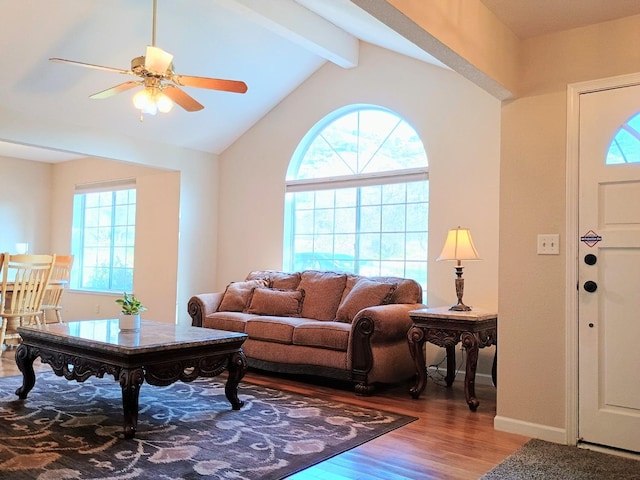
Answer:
[335,278,397,323]
[217,279,268,312]
[292,321,351,352]
[246,288,305,317]
[203,311,255,333]
[245,316,309,344]
[298,270,347,320]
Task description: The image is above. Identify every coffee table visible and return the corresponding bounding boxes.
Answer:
[15,319,248,439]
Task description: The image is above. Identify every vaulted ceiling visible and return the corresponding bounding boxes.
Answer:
[2,0,640,163]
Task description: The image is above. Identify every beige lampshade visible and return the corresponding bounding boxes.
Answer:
[436,227,481,261]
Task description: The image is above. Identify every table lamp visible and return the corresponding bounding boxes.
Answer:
[436,227,481,311]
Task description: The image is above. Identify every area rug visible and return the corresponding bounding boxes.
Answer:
[481,438,640,479]
[0,372,415,479]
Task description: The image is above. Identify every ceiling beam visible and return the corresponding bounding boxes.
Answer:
[352,0,517,100]
[216,0,359,68]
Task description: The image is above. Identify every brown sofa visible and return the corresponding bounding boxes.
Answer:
[188,270,425,395]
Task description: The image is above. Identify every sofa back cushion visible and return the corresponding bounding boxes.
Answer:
[245,270,301,290]
[335,278,397,322]
[217,279,268,312]
[298,270,347,320]
[370,276,423,304]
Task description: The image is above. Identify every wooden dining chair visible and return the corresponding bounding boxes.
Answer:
[0,253,56,351]
[41,255,74,324]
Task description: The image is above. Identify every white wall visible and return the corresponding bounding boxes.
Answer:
[218,42,501,376]
[49,158,180,322]
[0,157,52,254]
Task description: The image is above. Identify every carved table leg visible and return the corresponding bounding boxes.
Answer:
[119,368,145,439]
[225,351,247,410]
[408,326,427,399]
[461,331,480,411]
[15,343,37,399]
[445,345,456,387]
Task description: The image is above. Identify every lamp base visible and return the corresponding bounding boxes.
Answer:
[449,302,472,312]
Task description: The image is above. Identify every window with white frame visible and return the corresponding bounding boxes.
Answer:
[284,105,429,290]
[70,180,137,293]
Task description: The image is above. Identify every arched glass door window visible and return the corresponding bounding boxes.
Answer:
[284,105,428,290]
[606,112,640,164]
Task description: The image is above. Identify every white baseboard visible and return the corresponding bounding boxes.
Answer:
[494,415,567,444]
[426,366,495,386]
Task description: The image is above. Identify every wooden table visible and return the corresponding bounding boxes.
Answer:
[15,319,248,438]
[408,307,497,411]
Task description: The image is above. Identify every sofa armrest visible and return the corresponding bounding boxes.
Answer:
[350,303,425,383]
[187,292,224,327]
[353,303,424,343]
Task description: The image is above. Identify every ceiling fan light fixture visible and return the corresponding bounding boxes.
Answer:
[156,92,173,113]
[132,87,173,115]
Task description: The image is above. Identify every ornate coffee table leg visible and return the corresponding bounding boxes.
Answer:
[408,326,427,399]
[15,344,38,399]
[119,368,144,439]
[225,351,247,410]
[461,332,480,411]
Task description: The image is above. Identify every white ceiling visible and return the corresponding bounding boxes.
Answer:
[2,0,640,164]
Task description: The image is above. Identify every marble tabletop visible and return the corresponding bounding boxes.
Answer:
[409,306,497,321]
[17,319,247,355]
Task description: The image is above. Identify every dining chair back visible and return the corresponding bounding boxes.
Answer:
[41,255,74,323]
[0,253,56,350]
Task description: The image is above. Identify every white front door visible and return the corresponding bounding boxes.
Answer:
[578,84,640,453]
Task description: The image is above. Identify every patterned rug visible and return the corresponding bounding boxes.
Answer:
[0,371,414,480]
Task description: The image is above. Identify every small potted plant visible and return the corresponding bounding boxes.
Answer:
[116,292,146,332]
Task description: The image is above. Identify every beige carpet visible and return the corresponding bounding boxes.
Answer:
[482,439,639,479]
[0,371,415,479]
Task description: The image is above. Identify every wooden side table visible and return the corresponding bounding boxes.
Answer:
[407,306,497,411]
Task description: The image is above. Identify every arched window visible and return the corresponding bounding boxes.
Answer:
[284,105,428,290]
[606,112,640,164]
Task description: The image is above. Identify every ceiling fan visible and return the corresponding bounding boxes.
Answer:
[50,0,248,116]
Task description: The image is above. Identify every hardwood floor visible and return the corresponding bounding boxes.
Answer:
[0,348,528,480]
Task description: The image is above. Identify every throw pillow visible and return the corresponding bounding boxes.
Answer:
[246,288,305,317]
[217,279,268,312]
[335,278,398,322]
[298,270,347,320]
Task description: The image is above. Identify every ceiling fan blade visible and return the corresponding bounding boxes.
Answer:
[172,74,248,94]
[162,85,204,112]
[89,81,141,99]
[145,46,174,73]
[49,58,130,75]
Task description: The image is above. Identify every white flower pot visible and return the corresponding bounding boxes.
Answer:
[119,313,141,332]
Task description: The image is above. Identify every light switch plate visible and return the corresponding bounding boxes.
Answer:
[537,234,560,255]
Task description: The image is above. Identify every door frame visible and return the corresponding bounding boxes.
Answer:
[566,72,640,446]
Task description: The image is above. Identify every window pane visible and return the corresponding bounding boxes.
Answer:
[606,112,640,164]
[315,209,334,234]
[381,205,406,232]
[361,185,381,206]
[295,209,315,234]
[315,190,335,209]
[382,183,406,204]
[360,206,381,232]
[334,208,356,233]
